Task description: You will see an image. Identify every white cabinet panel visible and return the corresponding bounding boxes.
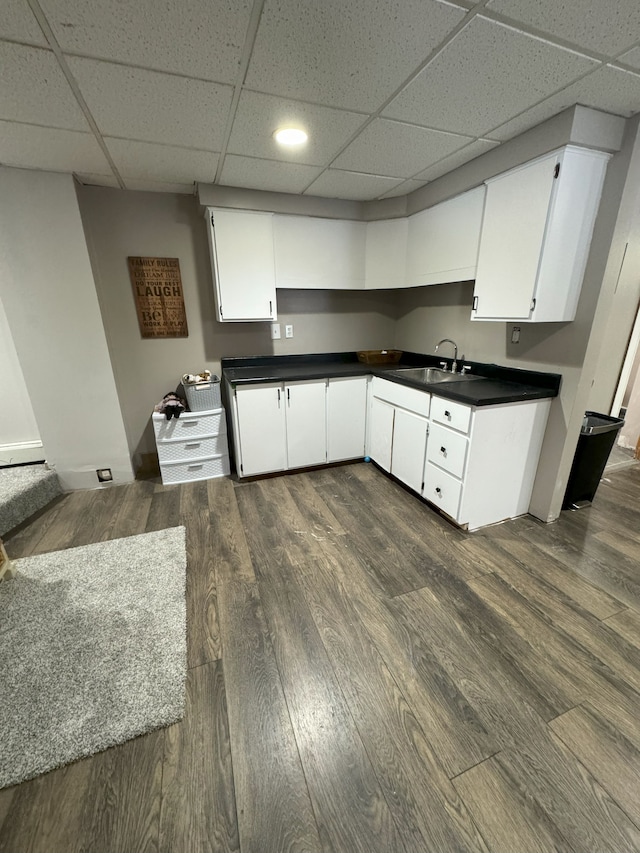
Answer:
[390,408,428,494]
[327,376,368,462]
[406,187,485,287]
[206,208,276,321]
[274,215,366,289]
[430,396,471,434]
[423,462,462,520]
[285,380,327,469]
[369,397,395,472]
[472,146,609,322]
[364,218,408,289]
[371,376,430,417]
[235,383,286,476]
[426,421,468,480]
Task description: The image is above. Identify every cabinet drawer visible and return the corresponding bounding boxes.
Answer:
[427,422,468,479]
[156,433,228,463]
[159,453,230,485]
[430,396,471,434]
[423,462,462,520]
[371,376,430,417]
[153,408,226,441]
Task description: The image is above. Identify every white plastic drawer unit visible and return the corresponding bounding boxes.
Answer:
[430,395,472,434]
[156,433,228,463]
[160,454,230,485]
[426,421,468,480]
[153,408,226,441]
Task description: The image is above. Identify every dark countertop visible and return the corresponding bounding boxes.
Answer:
[221,351,561,407]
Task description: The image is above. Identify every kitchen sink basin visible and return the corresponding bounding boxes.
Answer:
[392,367,483,384]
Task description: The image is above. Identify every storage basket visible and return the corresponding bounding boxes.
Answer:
[357,349,403,365]
[182,375,221,411]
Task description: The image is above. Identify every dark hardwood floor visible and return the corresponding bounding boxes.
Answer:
[2,461,640,852]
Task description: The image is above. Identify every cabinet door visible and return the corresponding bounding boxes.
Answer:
[207,208,276,321]
[235,383,286,476]
[364,218,408,289]
[406,187,485,286]
[274,215,366,289]
[369,397,395,472]
[285,380,327,469]
[390,409,428,494]
[472,153,557,320]
[327,376,368,462]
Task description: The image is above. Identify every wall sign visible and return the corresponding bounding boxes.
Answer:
[128,256,188,338]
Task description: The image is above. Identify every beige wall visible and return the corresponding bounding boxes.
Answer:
[77,185,399,468]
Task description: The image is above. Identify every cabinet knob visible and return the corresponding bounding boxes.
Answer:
[444,410,451,419]
[440,446,446,455]
[435,487,442,495]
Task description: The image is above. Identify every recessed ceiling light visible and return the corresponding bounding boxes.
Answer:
[274,127,308,146]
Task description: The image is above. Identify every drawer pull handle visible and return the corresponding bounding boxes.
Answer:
[435,487,442,495]
[440,446,446,455]
[182,421,197,427]
[188,464,203,470]
[185,442,201,449]
[444,410,451,419]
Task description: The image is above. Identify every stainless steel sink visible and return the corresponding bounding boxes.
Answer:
[392,367,483,384]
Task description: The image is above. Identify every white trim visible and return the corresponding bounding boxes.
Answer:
[0,441,45,467]
[611,300,640,417]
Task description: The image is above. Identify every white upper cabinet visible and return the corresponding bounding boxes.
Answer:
[406,186,485,287]
[274,215,366,289]
[472,146,610,323]
[206,208,277,322]
[364,218,408,289]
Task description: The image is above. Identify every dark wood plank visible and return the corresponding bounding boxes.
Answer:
[109,479,154,539]
[160,660,239,853]
[145,483,181,533]
[6,490,89,557]
[65,484,126,546]
[453,756,574,853]
[0,728,164,853]
[181,481,220,667]
[211,478,322,853]
[604,607,640,647]
[550,702,640,827]
[2,493,67,557]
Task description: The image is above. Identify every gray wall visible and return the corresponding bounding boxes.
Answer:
[77,185,398,468]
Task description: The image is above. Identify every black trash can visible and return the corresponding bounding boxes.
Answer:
[562,411,625,509]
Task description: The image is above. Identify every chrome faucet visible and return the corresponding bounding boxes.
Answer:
[434,338,458,373]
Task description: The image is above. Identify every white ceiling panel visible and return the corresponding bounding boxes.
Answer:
[228,91,366,166]
[304,169,403,200]
[0,121,111,173]
[39,0,252,84]
[333,118,471,178]
[379,179,428,199]
[490,65,640,140]
[68,58,233,149]
[75,173,120,188]
[122,179,194,194]
[486,0,640,56]
[220,155,322,194]
[0,42,89,130]
[618,48,640,71]
[383,17,598,137]
[413,138,500,181]
[1,0,48,46]
[106,139,218,184]
[245,0,467,112]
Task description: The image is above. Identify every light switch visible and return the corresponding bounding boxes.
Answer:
[285,324,294,338]
[271,323,281,340]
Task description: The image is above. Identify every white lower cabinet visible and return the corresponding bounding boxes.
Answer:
[327,376,368,462]
[390,409,428,494]
[234,379,327,476]
[369,397,395,472]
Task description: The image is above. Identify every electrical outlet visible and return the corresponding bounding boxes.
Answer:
[511,326,521,344]
[96,468,113,482]
[271,323,281,340]
[285,324,294,339]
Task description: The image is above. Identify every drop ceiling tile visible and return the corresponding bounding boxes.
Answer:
[617,47,640,71]
[106,139,218,184]
[228,91,367,167]
[413,138,499,180]
[0,42,89,130]
[220,155,322,194]
[123,179,195,194]
[0,120,111,173]
[333,118,471,178]
[68,58,233,149]
[486,0,640,56]
[245,0,467,112]
[39,0,252,84]
[75,173,120,188]
[379,179,428,198]
[383,17,597,137]
[490,65,640,140]
[1,0,48,45]
[304,169,404,200]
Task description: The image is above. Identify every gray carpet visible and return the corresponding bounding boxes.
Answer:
[0,527,187,789]
[0,464,63,537]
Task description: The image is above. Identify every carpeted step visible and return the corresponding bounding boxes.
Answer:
[0,464,63,537]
